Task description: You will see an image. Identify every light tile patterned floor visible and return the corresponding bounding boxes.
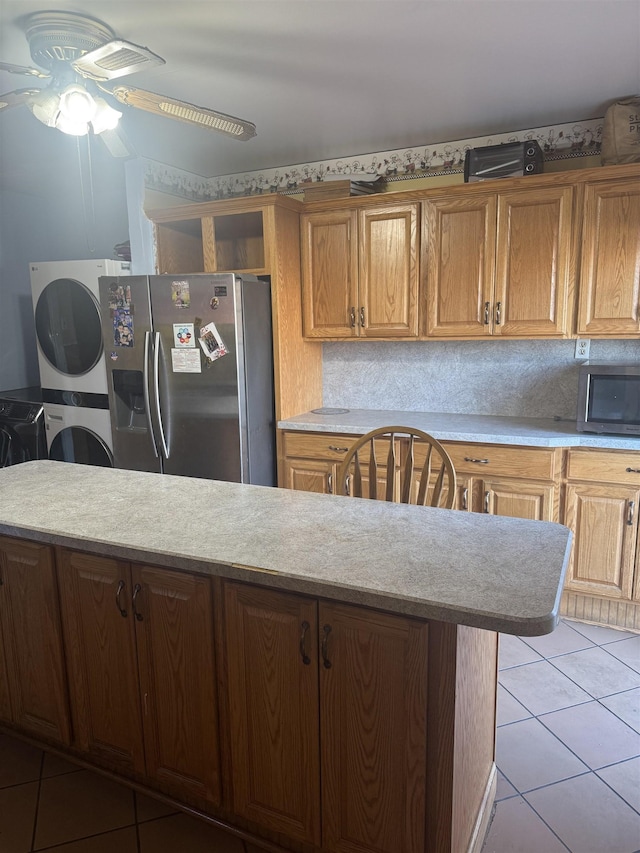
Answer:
[483,618,640,853]
[0,617,638,852]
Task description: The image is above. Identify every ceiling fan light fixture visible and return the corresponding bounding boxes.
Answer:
[58,83,97,123]
[27,87,61,126]
[55,112,90,136]
[90,97,122,133]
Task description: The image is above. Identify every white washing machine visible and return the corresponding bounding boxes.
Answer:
[30,259,130,396]
[44,402,114,467]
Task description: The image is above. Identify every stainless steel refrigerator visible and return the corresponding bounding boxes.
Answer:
[98,273,275,484]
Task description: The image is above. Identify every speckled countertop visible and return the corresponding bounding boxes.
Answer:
[278,409,640,450]
[0,461,571,636]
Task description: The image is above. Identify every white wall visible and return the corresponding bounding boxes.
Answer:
[0,152,129,393]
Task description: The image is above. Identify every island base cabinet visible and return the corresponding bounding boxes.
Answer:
[319,602,429,853]
[57,550,145,775]
[0,537,70,746]
[223,581,497,853]
[58,550,221,807]
[223,583,321,846]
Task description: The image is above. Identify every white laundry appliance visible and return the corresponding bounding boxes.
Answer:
[30,259,129,466]
[43,401,114,467]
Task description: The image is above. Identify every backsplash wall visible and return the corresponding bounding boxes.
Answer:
[322,340,640,420]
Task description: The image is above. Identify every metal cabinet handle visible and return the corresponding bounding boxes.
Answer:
[464,457,489,464]
[495,302,502,325]
[484,302,490,325]
[299,620,311,665]
[626,468,640,474]
[484,490,490,513]
[327,473,333,494]
[350,307,356,328]
[628,500,635,526]
[132,583,144,621]
[116,580,127,618]
[328,445,349,453]
[321,624,332,669]
[461,487,468,511]
[360,307,365,327]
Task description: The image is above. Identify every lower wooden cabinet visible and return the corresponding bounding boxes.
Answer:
[443,443,561,522]
[223,581,430,853]
[0,537,499,853]
[57,549,221,806]
[563,450,640,602]
[223,582,321,845]
[0,536,70,745]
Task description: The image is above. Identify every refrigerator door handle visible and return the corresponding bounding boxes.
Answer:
[153,331,170,459]
[143,331,159,459]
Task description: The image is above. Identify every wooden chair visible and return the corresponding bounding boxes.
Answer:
[335,426,456,508]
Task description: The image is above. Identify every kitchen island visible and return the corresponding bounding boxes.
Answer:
[0,461,571,853]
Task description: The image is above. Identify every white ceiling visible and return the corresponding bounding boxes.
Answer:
[1,0,639,192]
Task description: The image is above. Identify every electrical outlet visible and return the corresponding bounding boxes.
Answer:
[575,339,590,359]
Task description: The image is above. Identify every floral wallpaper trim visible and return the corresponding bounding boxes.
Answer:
[143,117,604,203]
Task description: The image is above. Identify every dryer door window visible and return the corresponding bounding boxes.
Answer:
[48,427,113,467]
[35,278,103,376]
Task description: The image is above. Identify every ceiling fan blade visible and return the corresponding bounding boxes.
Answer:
[98,124,136,159]
[104,84,257,140]
[0,88,41,112]
[72,39,165,81]
[0,61,50,79]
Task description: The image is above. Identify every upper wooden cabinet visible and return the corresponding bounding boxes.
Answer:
[576,177,640,337]
[301,203,419,338]
[423,184,574,338]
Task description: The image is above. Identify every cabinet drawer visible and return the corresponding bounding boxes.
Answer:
[567,449,640,485]
[442,443,560,481]
[283,432,356,461]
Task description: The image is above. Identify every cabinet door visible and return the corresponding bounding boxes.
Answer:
[494,186,573,337]
[282,456,337,494]
[577,179,640,336]
[483,478,558,521]
[301,210,359,337]
[57,550,145,774]
[359,204,419,337]
[423,194,496,337]
[0,538,70,744]
[224,582,320,844]
[319,602,428,853]
[132,565,221,807]
[564,484,639,599]
[0,635,11,723]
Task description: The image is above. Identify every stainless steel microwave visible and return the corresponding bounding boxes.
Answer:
[577,363,640,436]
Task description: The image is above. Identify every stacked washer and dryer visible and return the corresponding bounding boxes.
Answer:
[30,259,130,467]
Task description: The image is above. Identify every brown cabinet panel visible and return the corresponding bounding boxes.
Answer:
[564,483,639,599]
[320,602,428,853]
[132,565,221,806]
[577,179,640,336]
[567,449,640,486]
[483,478,557,522]
[223,582,321,845]
[57,550,145,774]
[0,538,70,745]
[494,187,573,337]
[301,210,359,337]
[0,633,11,722]
[282,457,337,494]
[359,205,419,337]
[424,194,496,337]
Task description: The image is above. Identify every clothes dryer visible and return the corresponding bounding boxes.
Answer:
[30,259,130,397]
[43,399,113,467]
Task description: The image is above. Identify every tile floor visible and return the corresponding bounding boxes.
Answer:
[483,618,640,853]
[0,617,638,852]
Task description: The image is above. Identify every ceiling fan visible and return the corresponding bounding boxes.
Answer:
[0,10,257,148]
